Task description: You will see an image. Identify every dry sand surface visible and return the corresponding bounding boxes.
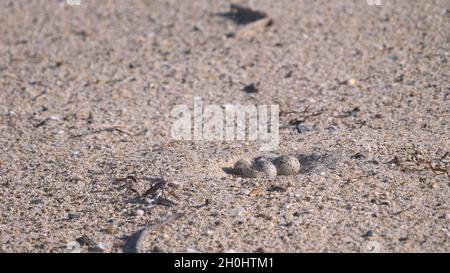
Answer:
[0,0,449,253]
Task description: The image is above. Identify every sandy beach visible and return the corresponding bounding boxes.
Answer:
[0,0,449,252]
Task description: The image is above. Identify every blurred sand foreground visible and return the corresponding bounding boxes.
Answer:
[0,0,449,252]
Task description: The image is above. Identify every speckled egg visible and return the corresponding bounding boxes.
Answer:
[273,155,300,175]
[252,159,277,179]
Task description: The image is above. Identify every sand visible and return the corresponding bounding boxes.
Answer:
[0,0,449,253]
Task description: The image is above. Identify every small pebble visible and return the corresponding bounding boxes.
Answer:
[104,226,116,235]
[31,199,44,205]
[273,155,300,175]
[68,213,80,220]
[348,78,358,86]
[249,188,264,197]
[231,207,244,217]
[362,230,374,238]
[168,180,182,188]
[135,209,144,216]
[255,247,270,253]
[444,212,450,221]
[66,241,80,250]
[242,83,259,93]
[296,124,310,134]
[76,235,95,247]
[108,219,118,226]
[96,242,109,252]
[186,248,202,253]
[49,115,60,121]
[366,241,381,253]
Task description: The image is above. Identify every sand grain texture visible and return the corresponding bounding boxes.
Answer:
[0,0,449,252]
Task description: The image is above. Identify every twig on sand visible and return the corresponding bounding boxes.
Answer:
[143,169,168,197]
[69,126,131,138]
[143,169,178,207]
[124,212,184,253]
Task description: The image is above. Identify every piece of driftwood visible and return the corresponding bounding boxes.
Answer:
[236,17,273,38]
[123,212,184,253]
